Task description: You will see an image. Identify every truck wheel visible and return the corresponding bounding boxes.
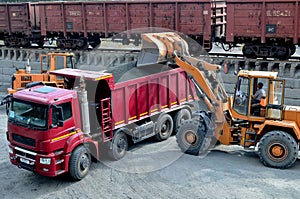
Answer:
[173,109,191,134]
[258,130,298,169]
[155,114,174,141]
[69,146,91,180]
[176,120,206,155]
[108,131,128,161]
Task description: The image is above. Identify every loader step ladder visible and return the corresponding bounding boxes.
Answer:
[243,130,257,149]
[101,98,113,142]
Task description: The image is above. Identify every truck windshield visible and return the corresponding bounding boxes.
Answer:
[8,100,48,129]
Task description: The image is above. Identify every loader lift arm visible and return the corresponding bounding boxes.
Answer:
[140,32,228,124]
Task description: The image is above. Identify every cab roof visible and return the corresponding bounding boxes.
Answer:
[13,86,75,105]
[238,70,278,79]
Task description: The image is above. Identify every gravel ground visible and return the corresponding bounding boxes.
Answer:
[1,105,300,199]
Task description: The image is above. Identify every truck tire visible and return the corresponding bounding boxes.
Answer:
[69,146,91,180]
[108,131,128,161]
[173,109,191,134]
[258,130,298,169]
[155,113,174,141]
[176,120,206,155]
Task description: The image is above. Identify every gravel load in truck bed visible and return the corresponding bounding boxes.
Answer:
[106,60,173,83]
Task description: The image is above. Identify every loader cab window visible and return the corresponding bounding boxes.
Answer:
[41,55,50,73]
[233,77,250,115]
[55,56,65,70]
[250,78,268,116]
[266,79,284,120]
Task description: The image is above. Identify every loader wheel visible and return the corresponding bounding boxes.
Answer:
[69,146,91,180]
[173,109,191,134]
[258,131,298,169]
[155,114,174,141]
[108,131,128,161]
[176,120,206,155]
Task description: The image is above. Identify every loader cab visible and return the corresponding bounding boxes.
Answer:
[40,52,75,73]
[40,52,75,86]
[232,71,284,120]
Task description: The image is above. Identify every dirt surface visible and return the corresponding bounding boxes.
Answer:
[1,105,300,199]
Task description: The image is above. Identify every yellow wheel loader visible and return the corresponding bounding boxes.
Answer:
[141,32,299,169]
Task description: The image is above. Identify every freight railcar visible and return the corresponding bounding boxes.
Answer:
[5,0,300,60]
[38,0,218,52]
[223,0,300,60]
[0,0,226,54]
[0,2,42,47]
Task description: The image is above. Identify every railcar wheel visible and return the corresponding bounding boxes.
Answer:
[258,130,298,169]
[275,47,291,60]
[37,40,44,48]
[242,44,257,59]
[176,120,206,155]
[4,38,10,47]
[69,146,91,180]
[90,37,101,48]
[122,37,130,45]
[155,114,174,141]
[57,38,65,49]
[108,131,128,161]
[77,38,88,50]
[173,109,191,134]
[289,45,296,55]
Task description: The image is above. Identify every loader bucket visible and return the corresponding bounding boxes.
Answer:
[137,32,190,67]
[136,32,228,106]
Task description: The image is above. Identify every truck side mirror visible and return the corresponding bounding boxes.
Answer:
[1,94,12,115]
[51,104,64,128]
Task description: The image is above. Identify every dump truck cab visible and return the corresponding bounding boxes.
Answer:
[6,86,92,177]
[7,52,75,94]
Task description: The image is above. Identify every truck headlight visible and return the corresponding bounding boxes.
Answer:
[40,158,51,165]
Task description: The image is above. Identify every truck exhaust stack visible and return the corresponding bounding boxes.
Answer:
[76,75,91,136]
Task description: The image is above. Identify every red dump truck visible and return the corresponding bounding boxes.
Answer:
[5,59,198,180]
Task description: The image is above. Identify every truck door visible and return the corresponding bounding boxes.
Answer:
[50,102,76,144]
[266,79,285,120]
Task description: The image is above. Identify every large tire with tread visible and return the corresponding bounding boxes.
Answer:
[173,109,191,134]
[69,146,91,180]
[176,120,206,155]
[258,130,298,169]
[108,131,128,161]
[155,114,174,141]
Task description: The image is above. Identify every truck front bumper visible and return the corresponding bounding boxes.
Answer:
[8,144,70,177]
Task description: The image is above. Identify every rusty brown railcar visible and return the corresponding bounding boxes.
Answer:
[225,0,300,60]
[0,2,42,48]
[0,1,226,53]
[38,0,218,52]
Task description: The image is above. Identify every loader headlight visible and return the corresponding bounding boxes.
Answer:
[40,158,51,165]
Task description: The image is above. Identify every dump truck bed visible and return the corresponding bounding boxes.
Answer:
[51,65,197,129]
